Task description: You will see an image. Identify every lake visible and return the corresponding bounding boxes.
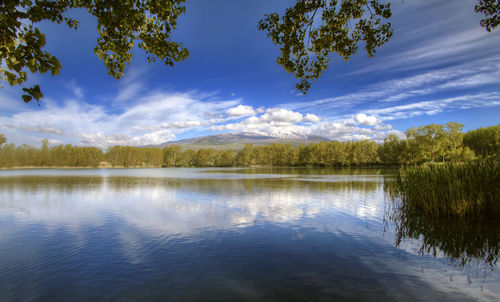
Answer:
[0,168,498,301]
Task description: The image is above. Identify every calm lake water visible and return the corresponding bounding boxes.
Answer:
[0,168,498,301]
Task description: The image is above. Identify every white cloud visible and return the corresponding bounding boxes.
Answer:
[212,121,312,139]
[211,107,399,142]
[373,124,392,131]
[362,93,500,121]
[354,113,379,126]
[48,139,64,145]
[162,121,204,129]
[211,107,323,139]
[226,105,256,117]
[0,91,240,148]
[5,123,66,135]
[1,90,410,146]
[114,68,148,102]
[80,130,175,149]
[437,71,500,90]
[313,121,370,140]
[4,61,497,148]
[371,129,406,142]
[284,56,500,119]
[65,79,85,99]
[350,0,500,76]
[303,113,321,122]
[137,120,221,130]
[4,84,497,147]
[311,120,403,143]
[260,108,303,123]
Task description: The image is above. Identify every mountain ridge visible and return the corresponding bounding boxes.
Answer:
[148,132,329,150]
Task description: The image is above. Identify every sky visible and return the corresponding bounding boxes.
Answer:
[0,0,499,148]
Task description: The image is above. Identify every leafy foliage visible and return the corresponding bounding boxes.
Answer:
[106,145,163,167]
[258,0,393,94]
[475,0,500,32]
[463,124,500,159]
[0,140,103,167]
[0,0,188,103]
[378,122,483,166]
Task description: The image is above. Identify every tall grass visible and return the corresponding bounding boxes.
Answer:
[389,160,500,217]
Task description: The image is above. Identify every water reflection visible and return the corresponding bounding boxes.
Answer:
[0,175,383,233]
[203,167,391,175]
[0,169,499,301]
[0,174,380,191]
[386,197,500,267]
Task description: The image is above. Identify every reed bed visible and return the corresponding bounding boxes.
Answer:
[389,160,500,217]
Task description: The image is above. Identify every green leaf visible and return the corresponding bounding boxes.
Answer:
[22,94,33,103]
[2,0,188,104]
[258,0,393,94]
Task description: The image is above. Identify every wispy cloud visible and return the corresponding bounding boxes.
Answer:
[354,28,499,75]
[363,93,500,121]
[2,84,498,147]
[310,120,403,142]
[5,123,66,135]
[2,0,498,149]
[0,90,241,148]
[351,0,500,75]
[114,68,149,102]
[65,79,85,99]
[284,56,500,119]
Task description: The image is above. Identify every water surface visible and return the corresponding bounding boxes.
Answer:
[0,168,498,301]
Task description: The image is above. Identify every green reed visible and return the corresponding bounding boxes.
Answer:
[389,160,500,217]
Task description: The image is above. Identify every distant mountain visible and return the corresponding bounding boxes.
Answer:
[151,132,329,150]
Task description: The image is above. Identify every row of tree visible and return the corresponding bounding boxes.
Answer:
[0,123,498,168]
[161,140,380,168]
[379,123,499,165]
[0,138,103,168]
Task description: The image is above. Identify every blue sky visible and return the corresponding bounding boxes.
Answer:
[1,0,499,148]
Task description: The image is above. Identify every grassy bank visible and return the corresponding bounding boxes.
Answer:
[389,160,500,217]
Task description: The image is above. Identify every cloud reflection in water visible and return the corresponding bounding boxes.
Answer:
[0,170,498,301]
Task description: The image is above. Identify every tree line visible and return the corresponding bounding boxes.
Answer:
[0,123,498,168]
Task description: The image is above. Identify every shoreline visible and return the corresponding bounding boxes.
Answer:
[0,164,393,170]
